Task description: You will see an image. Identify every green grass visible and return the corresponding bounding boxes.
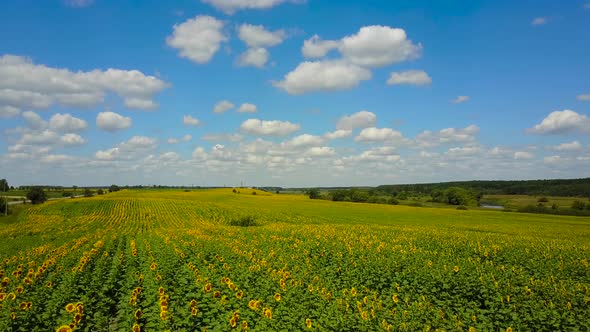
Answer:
[0,189,588,331]
[484,194,590,209]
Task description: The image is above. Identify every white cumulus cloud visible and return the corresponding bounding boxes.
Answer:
[336,111,377,130]
[237,103,257,113]
[0,105,20,118]
[302,35,340,58]
[237,48,269,68]
[0,55,168,111]
[551,140,582,151]
[166,16,227,64]
[183,115,201,127]
[325,129,352,139]
[96,111,132,132]
[238,24,286,48]
[387,70,432,86]
[274,60,371,95]
[49,113,87,132]
[355,127,403,143]
[339,25,422,68]
[240,118,300,136]
[202,0,292,15]
[527,110,590,135]
[213,100,235,113]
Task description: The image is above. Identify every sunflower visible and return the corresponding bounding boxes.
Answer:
[73,313,82,324]
[361,311,369,320]
[203,283,212,292]
[264,308,272,319]
[236,291,244,300]
[392,294,399,304]
[305,318,312,329]
[190,299,197,307]
[159,311,168,320]
[241,320,248,330]
[453,266,460,273]
[191,307,198,316]
[274,293,281,302]
[46,281,53,288]
[26,302,32,309]
[56,326,72,332]
[158,287,165,295]
[150,263,157,270]
[134,309,142,320]
[248,300,257,310]
[24,277,32,285]
[351,288,357,297]
[65,303,76,313]
[0,293,6,301]
[506,328,512,332]
[229,317,237,328]
[469,327,476,332]
[76,303,84,313]
[132,323,141,332]
[16,286,23,294]
[19,302,27,310]
[10,312,16,320]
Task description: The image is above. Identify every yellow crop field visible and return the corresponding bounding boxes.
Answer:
[0,189,589,331]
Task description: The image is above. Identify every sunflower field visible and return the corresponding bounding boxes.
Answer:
[0,189,589,331]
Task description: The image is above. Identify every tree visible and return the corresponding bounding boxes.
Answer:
[572,200,586,210]
[306,189,321,199]
[72,185,78,193]
[0,179,9,192]
[109,185,121,193]
[0,197,8,215]
[84,188,93,197]
[97,189,104,195]
[26,187,47,204]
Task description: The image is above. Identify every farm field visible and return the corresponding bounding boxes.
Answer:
[0,189,589,331]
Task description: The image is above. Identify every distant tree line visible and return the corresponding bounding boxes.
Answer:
[377,178,590,197]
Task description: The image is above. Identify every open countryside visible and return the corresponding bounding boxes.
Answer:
[1,188,589,331]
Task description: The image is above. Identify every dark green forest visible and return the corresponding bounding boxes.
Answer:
[376,178,590,197]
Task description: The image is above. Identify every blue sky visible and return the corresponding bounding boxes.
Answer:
[0,0,589,187]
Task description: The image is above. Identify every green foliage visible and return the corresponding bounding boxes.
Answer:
[456,205,468,210]
[62,192,73,197]
[537,197,549,203]
[84,188,93,197]
[431,187,479,206]
[228,215,258,227]
[306,188,321,199]
[97,189,104,195]
[109,184,121,193]
[26,186,47,204]
[387,197,399,205]
[518,204,590,216]
[0,197,8,214]
[572,200,587,210]
[378,178,590,197]
[0,178,8,192]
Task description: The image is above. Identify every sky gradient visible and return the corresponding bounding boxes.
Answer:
[1,0,589,187]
